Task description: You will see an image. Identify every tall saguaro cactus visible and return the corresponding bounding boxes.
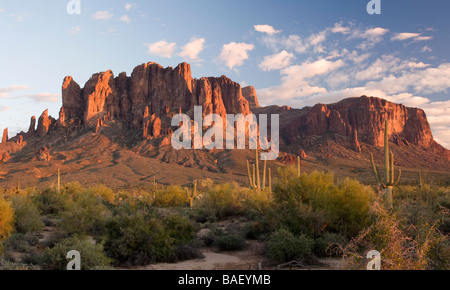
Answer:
[370,120,401,210]
[57,168,61,193]
[246,149,269,192]
[186,180,197,208]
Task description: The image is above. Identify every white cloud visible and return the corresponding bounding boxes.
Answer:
[258,59,345,102]
[259,50,295,71]
[0,9,5,13]
[351,27,389,49]
[125,3,135,11]
[92,11,113,20]
[355,55,430,81]
[0,105,9,112]
[413,36,433,41]
[391,32,421,41]
[218,42,254,69]
[422,46,432,53]
[391,33,433,42]
[331,22,350,34]
[178,37,205,61]
[119,15,131,24]
[254,25,281,35]
[309,30,327,46]
[68,26,81,35]
[365,63,450,95]
[146,40,177,58]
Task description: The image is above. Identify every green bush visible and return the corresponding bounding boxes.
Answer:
[197,182,245,221]
[104,212,175,266]
[60,191,110,237]
[32,188,67,215]
[272,170,375,238]
[164,215,195,245]
[10,196,44,233]
[86,184,116,204]
[42,237,112,270]
[266,229,314,262]
[216,233,247,252]
[3,233,39,253]
[313,232,347,257]
[153,185,187,207]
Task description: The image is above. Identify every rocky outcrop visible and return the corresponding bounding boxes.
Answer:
[36,147,51,161]
[27,116,36,136]
[2,128,8,143]
[242,86,260,109]
[37,110,53,138]
[56,61,251,136]
[0,152,10,162]
[280,96,438,151]
[62,76,83,125]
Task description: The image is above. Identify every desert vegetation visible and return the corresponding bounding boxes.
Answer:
[0,161,448,270]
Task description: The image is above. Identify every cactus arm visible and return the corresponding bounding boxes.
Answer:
[246,160,254,189]
[394,169,402,186]
[389,152,395,185]
[268,168,272,198]
[256,149,260,189]
[370,153,382,185]
[252,164,256,189]
[262,159,266,190]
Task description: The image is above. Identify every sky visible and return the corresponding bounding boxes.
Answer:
[0,0,449,148]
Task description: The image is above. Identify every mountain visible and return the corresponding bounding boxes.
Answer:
[0,61,448,188]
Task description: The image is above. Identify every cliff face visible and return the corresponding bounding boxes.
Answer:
[280,96,436,150]
[60,62,250,132]
[3,61,446,162]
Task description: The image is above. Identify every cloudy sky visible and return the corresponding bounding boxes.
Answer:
[1,0,449,148]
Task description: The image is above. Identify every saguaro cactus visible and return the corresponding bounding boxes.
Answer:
[186,180,197,208]
[246,149,268,191]
[370,120,401,210]
[297,156,301,177]
[57,168,61,193]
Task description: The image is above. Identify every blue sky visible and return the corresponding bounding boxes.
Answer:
[1,0,449,148]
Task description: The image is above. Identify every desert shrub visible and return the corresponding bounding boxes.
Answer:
[104,212,175,266]
[241,189,271,219]
[313,232,348,257]
[344,202,449,270]
[42,237,112,270]
[60,181,85,196]
[271,170,375,238]
[266,229,314,262]
[10,196,44,233]
[153,185,187,207]
[216,233,247,252]
[60,191,110,237]
[164,215,195,245]
[197,182,245,221]
[86,184,115,204]
[0,198,14,255]
[32,188,67,215]
[174,245,204,262]
[3,233,39,253]
[242,221,271,240]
